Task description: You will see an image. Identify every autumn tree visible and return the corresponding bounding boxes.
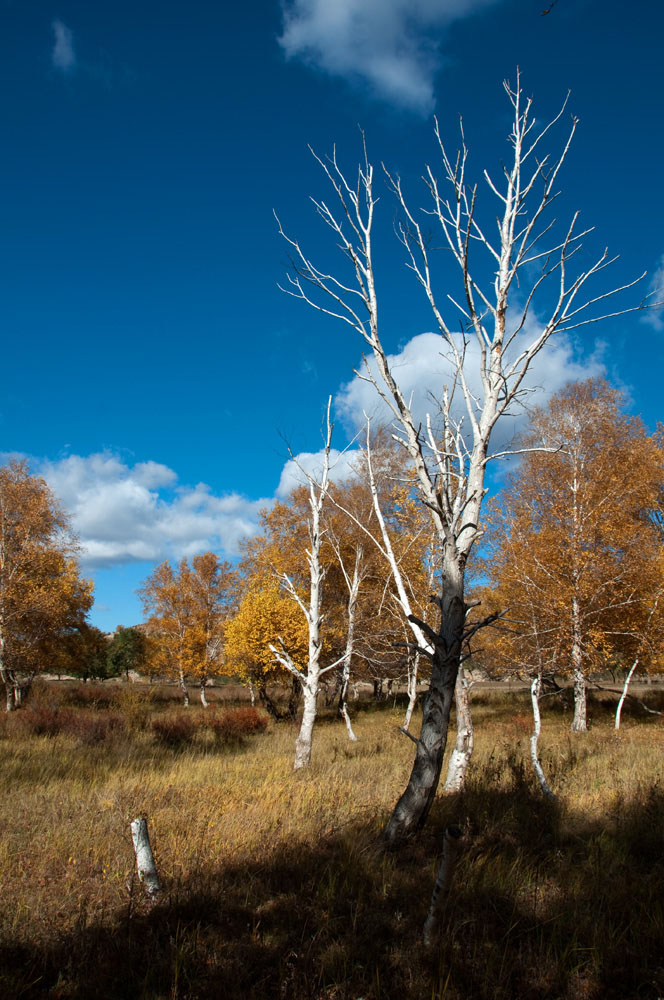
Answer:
[279,77,645,843]
[107,626,148,682]
[0,460,93,710]
[139,553,235,706]
[224,582,308,718]
[482,379,663,732]
[56,623,113,682]
[187,553,237,705]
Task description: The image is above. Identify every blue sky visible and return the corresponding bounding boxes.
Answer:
[1,0,662,631]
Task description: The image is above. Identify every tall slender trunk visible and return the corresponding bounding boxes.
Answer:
[0,629,14,712]
[530,674,555,799]
[570,592,587,731]
[442,667,474,794]
[178,667,189,707]
[199,679,209,708]
[615,657,638,730]
[383,556,465,846]
[337,548,360,742]
[295,681,318,769]
[570,464,587,733]
[13,680,29,707]
[403,651,419,731]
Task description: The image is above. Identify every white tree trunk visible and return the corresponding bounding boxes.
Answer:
[615,657,639,730]
[130,817,161,902]
[200,681,209,708]
[571,665,586,732]
[403,652,419,731]
[294,681,318,769]
[442,668,474,794]
[340,702,358,741]
[248,680,256,706]
[530,675,556,799]
[336,545,362,742]
[271,399,337,771]
[178,667,189,707]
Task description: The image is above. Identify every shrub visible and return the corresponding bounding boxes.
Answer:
[64,710,126,746]
[25,678,67,709]
[61,683,117,711]
[11,706,70,738]
[115,685,154,732]
[204,706,268,744]
[151,713,197,748]
[7,706,126,746]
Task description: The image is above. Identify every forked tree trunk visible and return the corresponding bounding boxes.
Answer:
[442,667,474,794]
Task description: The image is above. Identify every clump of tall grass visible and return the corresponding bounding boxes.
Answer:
[7,705,126,745]
[151,711,197,748]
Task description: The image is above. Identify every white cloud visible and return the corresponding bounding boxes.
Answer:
[52,19,76,73]
[642,253,664,331]
[278,0,497,113]
[37,453,268,570]
[276,447,360,498]
[334,325,606,455]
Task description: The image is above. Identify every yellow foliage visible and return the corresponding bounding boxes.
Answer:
[0,460,93,697]
[224,584,309,683]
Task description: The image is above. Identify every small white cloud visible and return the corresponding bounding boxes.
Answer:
[276,448,359,498]
[36,452,269,569]
[278,0,497,113]
[52,19,76,74]
[642,253,664,331]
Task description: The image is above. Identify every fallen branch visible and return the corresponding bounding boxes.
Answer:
[130,816,161,903]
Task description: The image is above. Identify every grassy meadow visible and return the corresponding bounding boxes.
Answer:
[0,681,663,1000]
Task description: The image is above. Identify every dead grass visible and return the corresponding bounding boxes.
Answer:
[0,684,662,999]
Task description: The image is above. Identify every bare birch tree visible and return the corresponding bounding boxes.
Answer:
[269,399,347,769]
[278,76,645,843]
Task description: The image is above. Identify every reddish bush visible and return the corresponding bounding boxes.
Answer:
[8,705,126,745]
[65,711,126,745]
[61,684,118,710]
[151,713,197,748]
[11,706,70,737]
[204,706,268,744]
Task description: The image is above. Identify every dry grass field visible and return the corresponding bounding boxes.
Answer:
[0,681,663,1000]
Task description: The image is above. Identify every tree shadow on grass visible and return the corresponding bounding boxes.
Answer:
[3,776,664,1000]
